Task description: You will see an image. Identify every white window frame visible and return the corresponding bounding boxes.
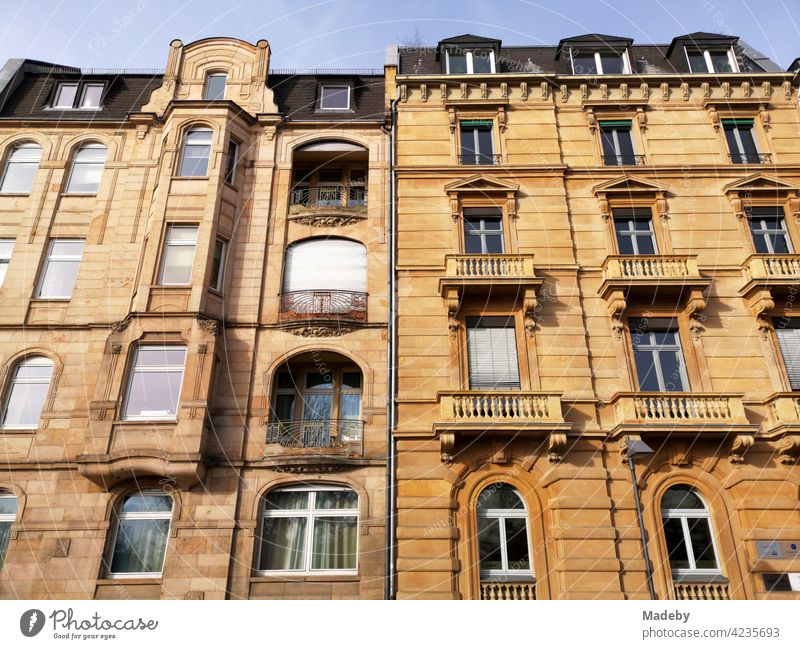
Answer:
[0,491,18,567]
[106,490,173,579]
[203,72,227,100]
[256,485,359,576]
[613,210,657,255]
[319,85,351,110]
[684,47,739,73]
[749,210,792,254]
[0,142,42,194]
[661,490,722,578]
[445,49,497,74]
[52,82,79,108]
[64,143,107,194]
[0,239,14,288]
[631,326,690,392]
[477,487,533,580]
[36,238,85,299]
[78,83,104,109]
[0,356,54,429]
[570,48,632,74]
[177,128,213,177]
[209,237,227,293]
[158,224,198,286]
[121,345,187,421]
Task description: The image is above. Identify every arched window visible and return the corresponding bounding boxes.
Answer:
[476,483,532,580]
[281,238,367,320]
[178,128,212,177]
[660,486,721,576]
[0,142,42,194]
[0,491,18,568]
[257,485,358,573]
[0,356,54,429]
[107,490,173,577]
[65,143,107,194]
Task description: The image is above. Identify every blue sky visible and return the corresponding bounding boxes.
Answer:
[0,0,797,70]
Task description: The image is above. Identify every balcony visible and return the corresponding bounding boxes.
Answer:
[729,153,772,165]
[672,581,730,600]
[480,581,536,600]
[740,255,800,318]
[763,394,800,464]
[599,255,710,315]
[288,186,367,226]
[439,254,542,299]
[603,154,646,166]
[266,419,363,454]
[279,290,367,323]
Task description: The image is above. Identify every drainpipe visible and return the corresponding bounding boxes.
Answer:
[382,79,400,601]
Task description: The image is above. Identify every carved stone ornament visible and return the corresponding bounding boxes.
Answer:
[548,432,568,463]
[110,317,132,333]
[293,215,361,227]
[440,432,456,463]
[196,317,221,336]
[730,434,755,464]
[446,289,461,338]
[523,290,538,338]
[287,325,352,338]
[776,435,800,464]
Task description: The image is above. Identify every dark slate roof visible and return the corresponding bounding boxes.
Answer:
[268,74,385,122]
[440,34,501,45]
[666,32,737,57]
[399,32,783,75]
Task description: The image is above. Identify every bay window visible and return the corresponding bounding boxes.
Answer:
[158,224,198,285]
[178,128,212,177]
[122,346,187,420]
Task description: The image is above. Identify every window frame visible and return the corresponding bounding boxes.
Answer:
[255,485,359,576]
[105,490,173,579]
[0,491,18,568]
[660,487,723,578]
[318,85,351,111]
[465,315,522,390]
[177,127,213,178]
[598,120,637,166]
[203,72,228,101]
[0,238,14,288]
[628,320,690,392]
[51,81,106,110]
[445,48,497,74]
[0,142,42,194]
[209,237,227,293]
[121,345,187,422]
[458,119,496,165]
[462,207,504,254]
[224,138,240,186]
[64,142,107,195]
[0,356,54,430]
[157,224,199,286]
[722,119,762,164]
[684,47,739,74]
[36,238,85,299]
[613,207,658,255]
[476,485,533,580]
[569,48,631,75]
[747,207,793,254]
[270,366,363,425]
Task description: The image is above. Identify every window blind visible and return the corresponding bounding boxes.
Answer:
[776,325,800,389]
[283,238,367,292]
[461,119,493,127]
[466,317,520,389]
[722,118,754,127]
[599,120,631,128]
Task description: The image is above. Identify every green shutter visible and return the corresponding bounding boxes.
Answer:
[598,120,632,128]
[460,119,493,127]
[721,118,754,127]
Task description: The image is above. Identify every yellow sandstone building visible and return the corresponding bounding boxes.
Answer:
[0,30,798,601]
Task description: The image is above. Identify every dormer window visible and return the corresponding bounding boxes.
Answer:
[570,49,630,74]
[446,49,496,74]
[685,47,738,73]
[51,81,105,110]
[203,73,227,100]
[319,85,351,110]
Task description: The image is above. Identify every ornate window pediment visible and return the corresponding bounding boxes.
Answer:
[445,174,519,219]
[723,173,800,221]
[592,175,670,220]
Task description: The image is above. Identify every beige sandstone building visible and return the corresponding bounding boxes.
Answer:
[0,30,799,602]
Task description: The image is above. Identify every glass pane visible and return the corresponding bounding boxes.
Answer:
[166,226,198,243]
[264,491,309,510]
[121,493,172,514]
[0,495,18,515]
[339,393,361,420]
[259,517,307,570]
[316,490,358,510]
[311,516,357,570]
[460,128,476,164]
[633,349,661,391]
[302,393,332,420]
[276,372,297,389]
[341,372,361,390]
[160,244,196,284]
[767,233,791,254]
[320,86,349,109]
[54,83,77,107]
[572,53,597,74]
[687,51,707,72]
[80,84,103,108]
[600,53,624,74]
[483,218,502,230]
[652,331,677,346]
[210,239,226,289]
[504,518,530,570]
[737,127,758,155]
[50,240,85,257]
[178,150,210,177]
[204,74,227,100]
[476,128,494,163]
[135,347,186,367]
[0,261,7,287]
[123,369,183,418]
[616,129,635,157]
[185,130,212,145]
[478,484,524,510]
[14,359,54,379]
[484,233,504,254]
[657,349,687,391]
[472,50,492,73]
[600,129,617,161]
[66,162,103,193]
[305,373,334,390]
[1,161,38,193]
[464,233,483,254]
[687,518,718,570]
[110,519,170,573]
[615,233,635,255]
[662,487,706,511]
[274,394,295,421]
[2,382,48,427]
[448,52,467,73]
[478,518,503,571]
[663,517,690,570]
[709,51,733,73]
[0,521,11,567]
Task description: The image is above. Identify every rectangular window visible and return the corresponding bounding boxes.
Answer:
[79,83,104,108]
[685,48,737,73]
[203,73,227,100]
[613,208,657,254]
[571,49,629,74]
[459,120,495,165]
[463,208,503,254]
[209,237,227,292]
[123,346,187,420]
[723,119,760,164]
[319,85,350,110]
[158,225,198,285]
[775,318,800,390]
[630,318,689,391]
[748,207,791,254]
[446,49,495,74]
[53,82,78,108]
[178,129,212,177]
[599,121,636,165]
[0,239,14,287]
[224,139,239,185]
[37,239,84,299]
[466,316,520,389]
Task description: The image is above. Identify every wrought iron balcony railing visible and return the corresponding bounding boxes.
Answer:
[289,186,367,208]
[458,153,503,165]
[279,290,367,322]
[266,418,364,449]
[729,152,772,164]
[602,154,646,166]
